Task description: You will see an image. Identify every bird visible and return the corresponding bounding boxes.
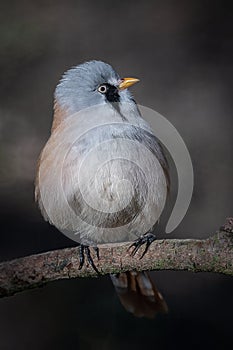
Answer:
[35,60,169,318]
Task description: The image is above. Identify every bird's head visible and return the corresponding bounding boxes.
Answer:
[54,60,139,116]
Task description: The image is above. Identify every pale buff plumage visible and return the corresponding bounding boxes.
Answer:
[35,61,169,318]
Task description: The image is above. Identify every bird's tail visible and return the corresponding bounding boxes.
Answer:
[110,271,168,318]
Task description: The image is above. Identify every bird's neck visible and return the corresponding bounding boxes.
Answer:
[51,98,141,133]
[51,99,70,132]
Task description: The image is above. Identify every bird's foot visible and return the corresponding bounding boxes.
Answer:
[128,232,156,259]
[78,245,100,274]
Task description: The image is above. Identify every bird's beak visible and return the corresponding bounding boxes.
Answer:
[118,77,140,90]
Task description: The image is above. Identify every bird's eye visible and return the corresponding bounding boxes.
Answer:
[98,84,107,94]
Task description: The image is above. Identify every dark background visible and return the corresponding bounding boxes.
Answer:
[0,0,233,349]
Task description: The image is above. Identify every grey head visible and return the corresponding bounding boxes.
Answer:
[55,60,138,114]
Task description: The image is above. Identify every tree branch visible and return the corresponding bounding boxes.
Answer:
[0,218,233,298]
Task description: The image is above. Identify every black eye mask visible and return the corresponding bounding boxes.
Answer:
[104,83,120,102]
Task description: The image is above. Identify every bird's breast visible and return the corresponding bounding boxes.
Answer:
[36,106,167,245]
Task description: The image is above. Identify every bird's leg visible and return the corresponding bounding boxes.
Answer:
[78,244,100,274]
[128,232,156,259]
[93,246,100,260]
[78,244,85,270]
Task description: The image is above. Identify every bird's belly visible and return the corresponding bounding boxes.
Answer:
[37,128,167,245]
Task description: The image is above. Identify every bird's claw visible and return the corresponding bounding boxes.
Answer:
[78,245,100,274]
[128,232,156,259]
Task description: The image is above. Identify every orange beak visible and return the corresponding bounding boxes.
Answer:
[118,77,140,90]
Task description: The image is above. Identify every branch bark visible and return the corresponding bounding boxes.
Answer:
[0,218,233,298]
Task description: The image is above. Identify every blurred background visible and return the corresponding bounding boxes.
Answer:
[0,0,233,349]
